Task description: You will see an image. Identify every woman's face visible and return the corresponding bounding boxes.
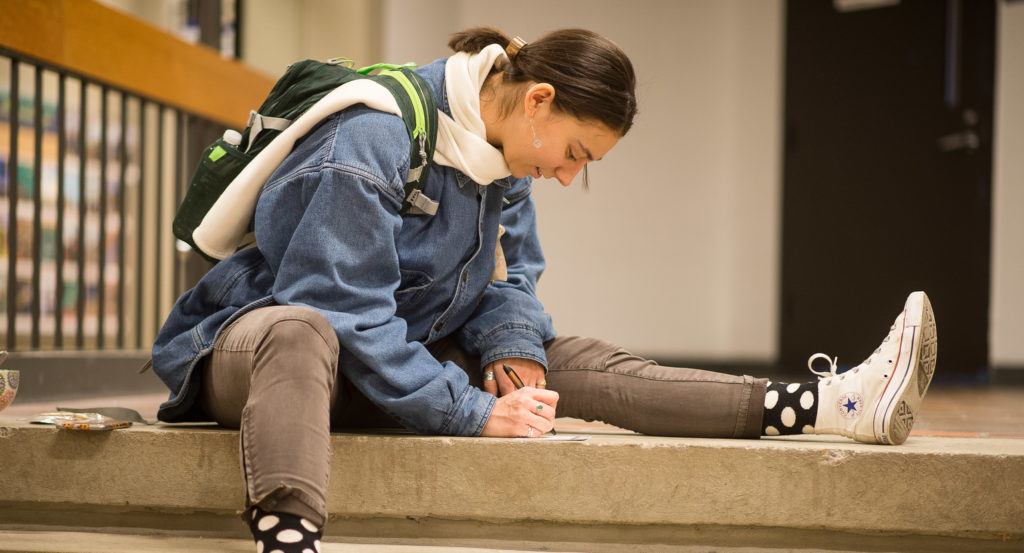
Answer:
[502,86,620,187]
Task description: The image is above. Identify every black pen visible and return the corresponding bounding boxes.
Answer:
[503,364,556,435]
[503,363,525,388]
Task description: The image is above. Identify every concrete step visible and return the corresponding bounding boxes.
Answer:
[4,528,1013,553]
[0,527,640,553]
[0,528,604,553]
[1,415,1023,552]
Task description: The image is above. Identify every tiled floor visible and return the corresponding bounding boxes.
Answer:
[909,386,1024,437]
[4,385,1021,439]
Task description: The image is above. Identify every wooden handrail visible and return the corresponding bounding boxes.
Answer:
[0,0,276,128]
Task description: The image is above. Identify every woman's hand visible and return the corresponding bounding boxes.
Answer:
[480,386,559,438]
[482,358,547,397]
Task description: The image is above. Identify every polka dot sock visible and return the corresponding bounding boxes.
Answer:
[248,507,322,553]
[762,381,817,436]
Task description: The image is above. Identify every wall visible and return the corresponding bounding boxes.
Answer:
[992,0,1024,368]
[242,0,381,78]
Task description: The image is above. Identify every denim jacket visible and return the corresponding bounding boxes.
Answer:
[151,58,555,435]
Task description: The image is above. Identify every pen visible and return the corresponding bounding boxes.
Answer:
[503,363,525,388]
[503,364,556,435]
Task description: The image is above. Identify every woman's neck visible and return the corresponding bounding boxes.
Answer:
[479,74,507,150]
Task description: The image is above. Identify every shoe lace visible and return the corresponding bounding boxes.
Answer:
[807,323,897,385]
[807,353,842,381]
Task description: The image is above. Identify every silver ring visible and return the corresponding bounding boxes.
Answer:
[483,371,496,381]
[527,426,535,438]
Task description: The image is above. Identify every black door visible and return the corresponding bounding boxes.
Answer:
[779,0,995,380]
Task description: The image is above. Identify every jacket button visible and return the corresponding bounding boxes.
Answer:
[461,272,468,282]
[434,321,444,332]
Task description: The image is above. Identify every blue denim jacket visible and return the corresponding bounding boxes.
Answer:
[151,58,555,435]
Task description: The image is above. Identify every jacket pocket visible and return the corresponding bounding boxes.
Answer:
[394,269,434,316]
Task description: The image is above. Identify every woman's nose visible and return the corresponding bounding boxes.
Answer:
[555,164,583,187]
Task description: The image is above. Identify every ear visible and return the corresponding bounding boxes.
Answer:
[524,83,556,117]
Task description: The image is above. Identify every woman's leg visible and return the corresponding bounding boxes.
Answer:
[198,305,340,529]
[430,335,766,438]
[542,336,767,438]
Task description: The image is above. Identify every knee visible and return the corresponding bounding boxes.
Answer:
[259,307,339,367]
[546,336,626,371]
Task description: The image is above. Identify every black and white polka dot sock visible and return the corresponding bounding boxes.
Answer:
[762,381,817,436]
[249,507,322,553]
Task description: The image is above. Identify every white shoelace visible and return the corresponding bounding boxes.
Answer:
[807,353,841,379]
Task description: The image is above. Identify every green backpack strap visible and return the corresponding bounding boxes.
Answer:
[173,60,440,264]
[369,67,439,215]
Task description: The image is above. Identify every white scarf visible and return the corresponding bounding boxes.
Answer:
[435,43,513,184]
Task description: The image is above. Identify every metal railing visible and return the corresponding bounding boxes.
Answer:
[1,47,221,352]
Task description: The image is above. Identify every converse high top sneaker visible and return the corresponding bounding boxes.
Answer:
[811,291,938,445]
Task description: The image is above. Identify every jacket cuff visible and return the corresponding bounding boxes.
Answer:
[476,322,549,372]
[439,383,496,436]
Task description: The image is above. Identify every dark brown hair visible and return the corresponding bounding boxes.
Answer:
[448,27,637,136]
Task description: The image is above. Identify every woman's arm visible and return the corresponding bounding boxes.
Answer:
[456,179,556,379]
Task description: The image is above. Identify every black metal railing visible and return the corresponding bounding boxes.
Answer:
[2,47,220,352]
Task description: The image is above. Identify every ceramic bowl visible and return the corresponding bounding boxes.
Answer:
[0,369,19,412]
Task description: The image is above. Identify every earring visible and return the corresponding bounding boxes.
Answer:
[530,118,543,149]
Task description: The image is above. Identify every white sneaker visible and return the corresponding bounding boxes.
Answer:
[811,291,938,445]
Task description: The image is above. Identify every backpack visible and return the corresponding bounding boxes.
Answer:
[173,58,439,263]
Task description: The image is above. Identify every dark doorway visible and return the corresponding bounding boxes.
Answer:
[779,0,995,380]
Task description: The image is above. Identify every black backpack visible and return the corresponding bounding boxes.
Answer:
[173,59,439,262]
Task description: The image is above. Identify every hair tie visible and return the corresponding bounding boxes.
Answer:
[505,36,527,60]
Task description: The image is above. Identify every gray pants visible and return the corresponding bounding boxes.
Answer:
[198,305,767,526]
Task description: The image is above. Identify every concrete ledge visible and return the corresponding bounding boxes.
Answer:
[1,417,1022,547]
[1,526,1021,553]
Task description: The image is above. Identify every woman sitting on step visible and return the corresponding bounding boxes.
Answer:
[151,27,938,553]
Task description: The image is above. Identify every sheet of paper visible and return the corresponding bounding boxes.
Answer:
[516,435,588,441]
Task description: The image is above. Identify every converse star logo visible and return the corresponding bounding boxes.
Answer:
[837,392,864,419]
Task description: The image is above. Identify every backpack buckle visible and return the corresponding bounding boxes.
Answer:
[405,188,438,216]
